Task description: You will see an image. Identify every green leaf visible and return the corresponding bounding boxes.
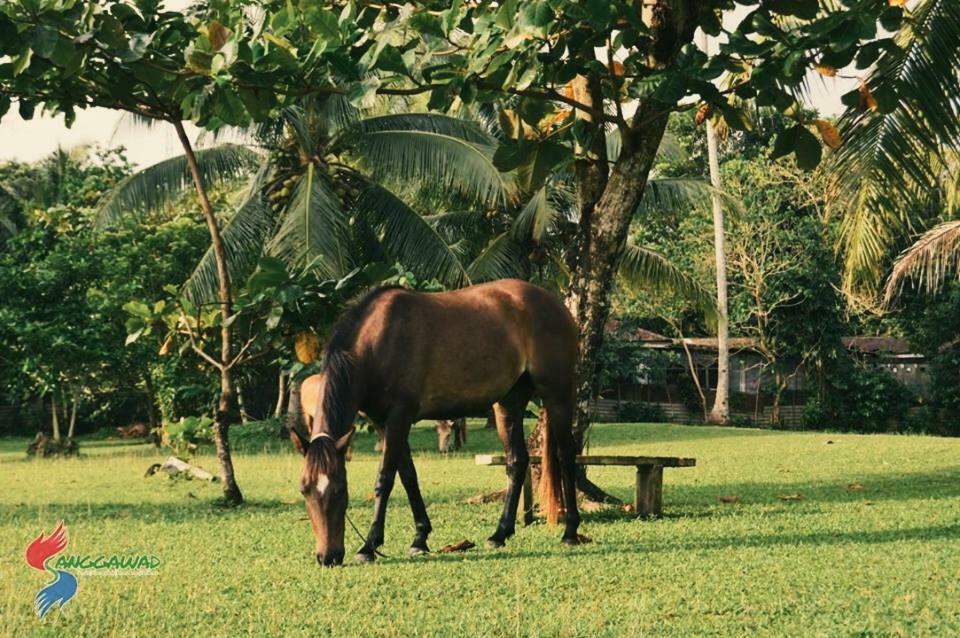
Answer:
[718,103,752,132]
[31,26,59,57]
[306,9,340,43]
[123,300,152,319]
[348,77,381,109]
[12,48,33,76]
[768,0,819,20]
[519,1,553,37]
[794,126,822,170]
[770,127,797,160]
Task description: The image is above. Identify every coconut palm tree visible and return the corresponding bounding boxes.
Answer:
[834,0,960,297]
[96,95,512,304]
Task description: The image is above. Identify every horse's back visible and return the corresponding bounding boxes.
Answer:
[354,280,576,418]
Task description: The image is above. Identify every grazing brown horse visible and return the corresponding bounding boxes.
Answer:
[292,279,582,566]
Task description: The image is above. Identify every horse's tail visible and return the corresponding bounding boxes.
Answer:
[538,407,562,526]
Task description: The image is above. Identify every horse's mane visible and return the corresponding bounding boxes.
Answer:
[305,286,403,478]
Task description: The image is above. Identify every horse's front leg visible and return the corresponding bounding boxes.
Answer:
[397,443,432,556]
[356,445,399,563]
[356,418,412,563]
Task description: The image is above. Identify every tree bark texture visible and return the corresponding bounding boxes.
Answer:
[700,31,730,426]
[173,120,243,506]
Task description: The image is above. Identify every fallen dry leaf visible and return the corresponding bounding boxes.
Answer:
[718,495,741,504]
[825,440,835,445]
[863,499,874,506]
[465,489,505,505]
[777,493,805,501]
[440,539,475,553]
[365,492,375,503]
[847,482,865,491]
[580,500,605,513]
[620,503,634,513]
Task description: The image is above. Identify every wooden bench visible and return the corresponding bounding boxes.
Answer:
[474,454,696,523]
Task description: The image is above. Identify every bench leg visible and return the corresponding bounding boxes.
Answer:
[521,465,534,526]
[635,466,663,519]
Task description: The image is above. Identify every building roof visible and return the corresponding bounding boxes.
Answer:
[841,336,913,355]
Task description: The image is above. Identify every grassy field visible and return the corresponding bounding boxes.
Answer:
[1,422,958,637]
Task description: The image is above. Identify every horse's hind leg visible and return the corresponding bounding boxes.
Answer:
[488,376,534,548]
[397,443,432,556]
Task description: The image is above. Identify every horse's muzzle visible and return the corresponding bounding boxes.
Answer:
[317,550,344,567]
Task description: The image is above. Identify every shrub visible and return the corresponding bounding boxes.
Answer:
[618,402,666,423]
[163,415,213,456]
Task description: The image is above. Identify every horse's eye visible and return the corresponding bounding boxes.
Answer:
[299,483,311,496]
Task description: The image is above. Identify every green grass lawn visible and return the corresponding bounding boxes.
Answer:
[1,422,958,637]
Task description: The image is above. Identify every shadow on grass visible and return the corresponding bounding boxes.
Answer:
[668,465,960,508]
[344,519,960,568]
[4,465,956,529]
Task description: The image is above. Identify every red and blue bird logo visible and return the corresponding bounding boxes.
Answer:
[25,521,78,619]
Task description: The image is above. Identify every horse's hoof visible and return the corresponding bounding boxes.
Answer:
[409,545,429,557]
[562,536,581,546]
[354,551,376,564]
[486,537,505,549]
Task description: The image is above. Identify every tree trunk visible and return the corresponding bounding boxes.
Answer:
[173,120,243,506]
[237,384,250,424]
[50,394,61,442]
[67,390,78,440]
[565,118,671,438]
[144,374,158,429]
[700,31,730,426]
[273,370,287,419]
[527,4,697,502]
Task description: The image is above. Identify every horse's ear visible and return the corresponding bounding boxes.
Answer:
[335,427,355,454]
[289,427,309,456]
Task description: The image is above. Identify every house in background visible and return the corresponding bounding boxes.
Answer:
[594,324,929,427]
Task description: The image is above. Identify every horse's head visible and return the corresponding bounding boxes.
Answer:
[299,429,354,566]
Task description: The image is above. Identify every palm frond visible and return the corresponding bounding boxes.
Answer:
[635,177,724,216]
[183,164,276,304]
[608,127,684,165]
[511,186,558,242]
[95,144,259,229]
[424,210,487,242]
[336,113,514,207]
[267,163,353,277]
[467,232,527,282]
[835,0,960,292]
[618,244,717,318]
[884,220,960,304]
[351,178,470,287]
